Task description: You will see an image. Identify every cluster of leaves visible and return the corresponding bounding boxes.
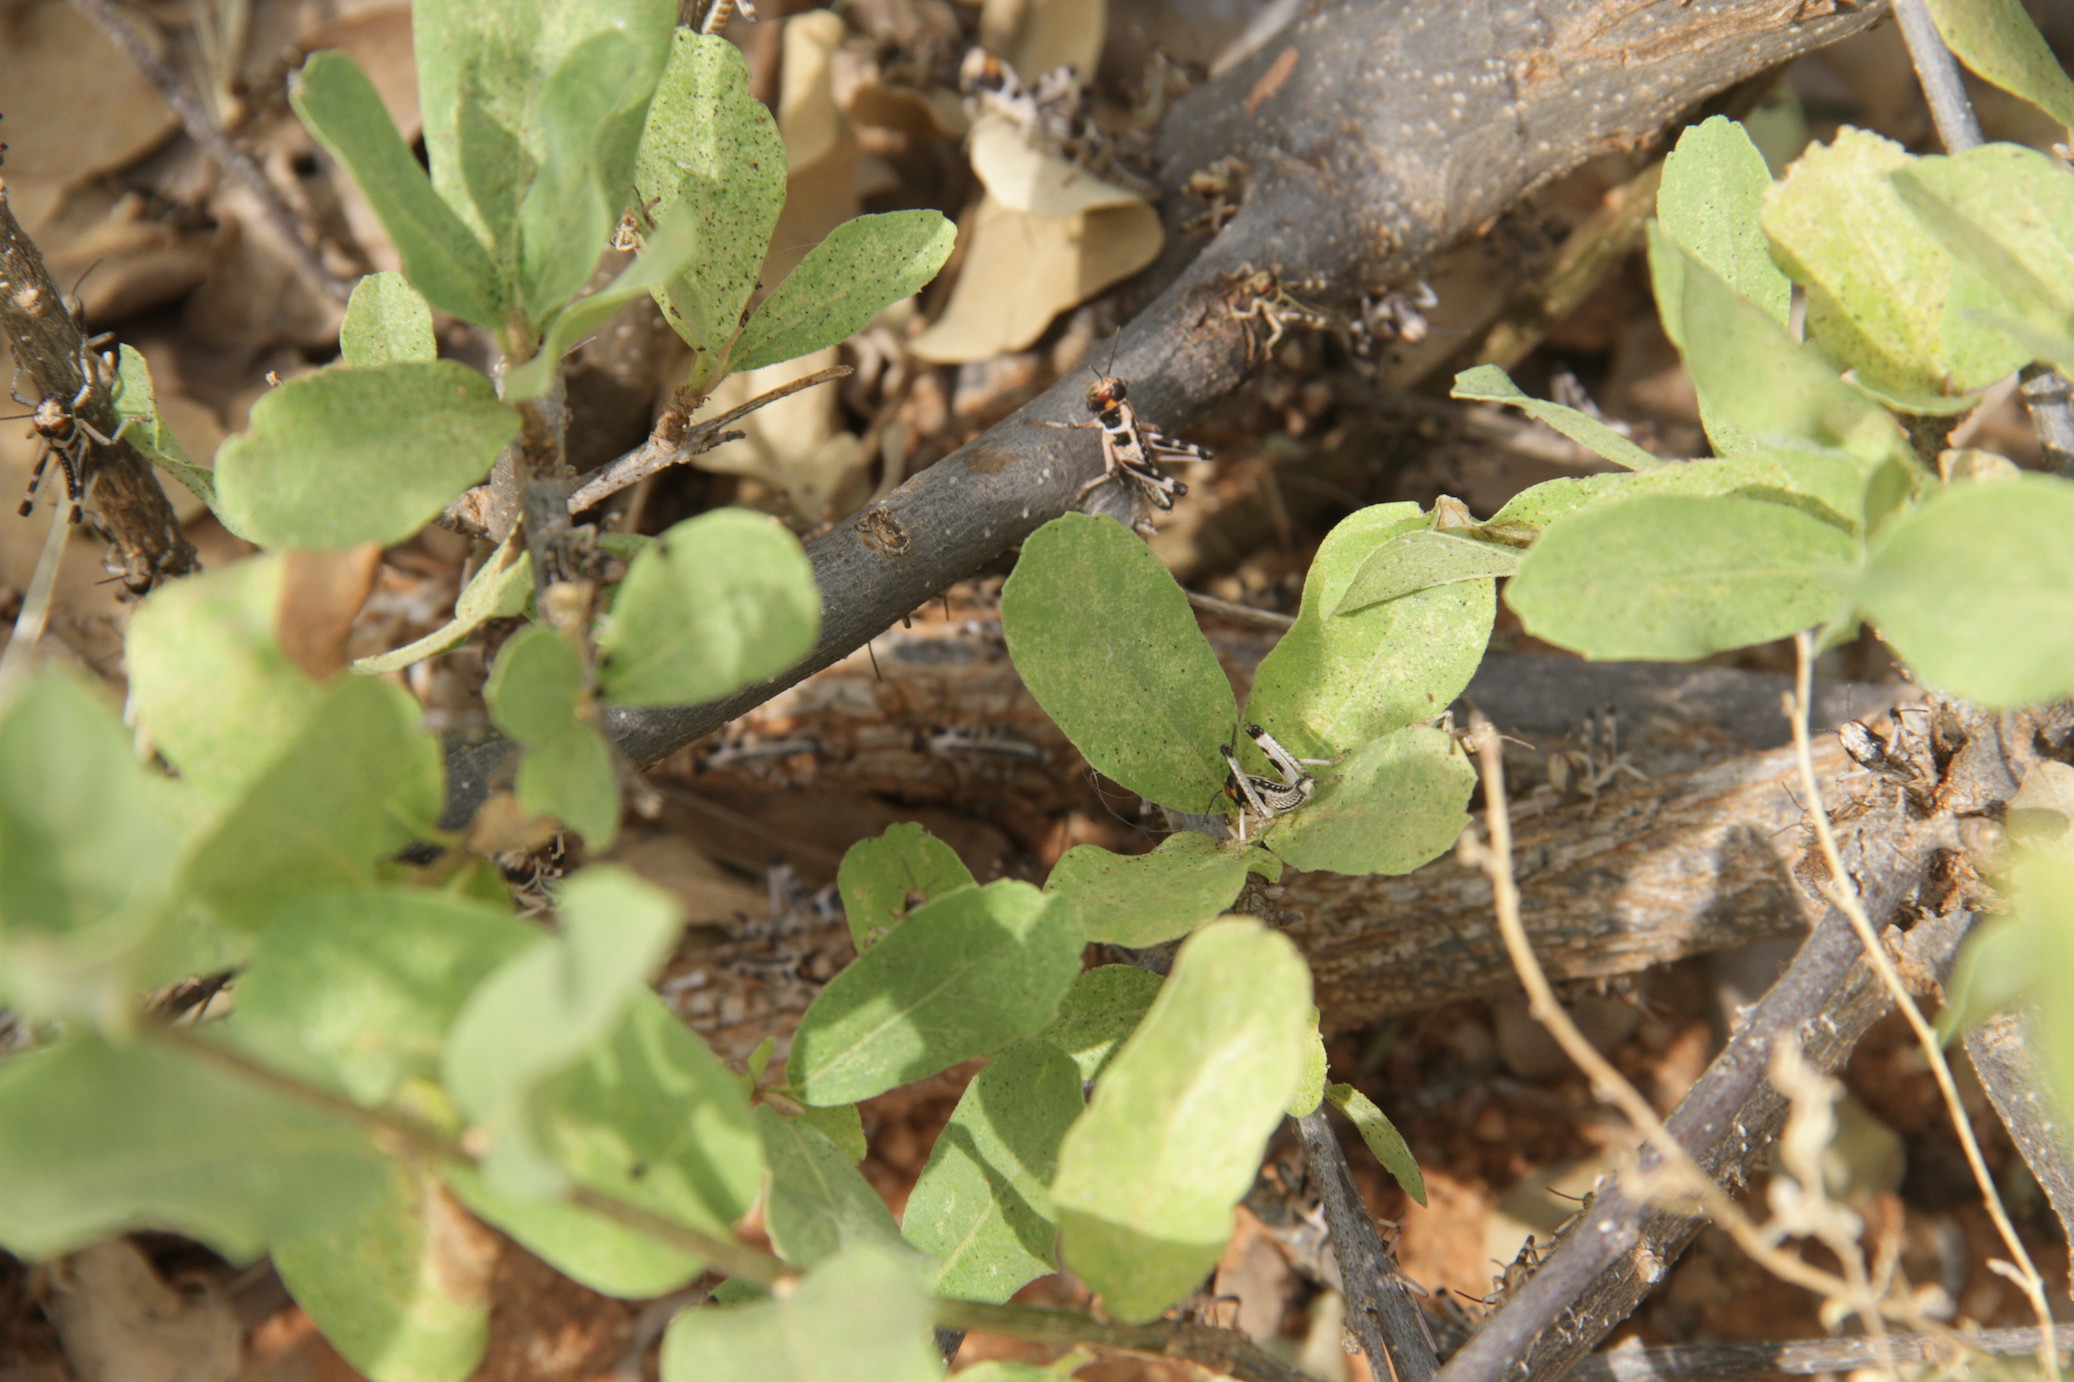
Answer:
[8,0,2074,1377]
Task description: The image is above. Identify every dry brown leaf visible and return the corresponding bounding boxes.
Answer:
[779,11,848,179]
[275,543,383,680]
[966,114,1151,217]
[980,0,1107,82]
[40,1241,241,1382]
[0,1,179,188]
[907,192,1161,364]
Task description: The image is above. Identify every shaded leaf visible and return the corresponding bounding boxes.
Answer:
[839,823,975,950]
[0,1035,387,1261]
[1335,530,1522,616]
[903,1039,1080,1303]
[1039,965,1163,1082]
[1451,366,1663,471]
[788,882,1082,1106]
[1044,833,1246,947]
[757,1106,909,1267]
[1001,513,1235,812]
[110,345,215,507]
[1656,115,1791,327]
[355,537,531,674]
[1324,1083,1426,1206]
[291,51,501,325]
[1928,0,2074,132]
[1856,473,2074,706]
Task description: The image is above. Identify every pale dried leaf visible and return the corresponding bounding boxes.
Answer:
[967,115,1152,218]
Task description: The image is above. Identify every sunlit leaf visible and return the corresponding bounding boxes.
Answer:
[1044,833,1246,947]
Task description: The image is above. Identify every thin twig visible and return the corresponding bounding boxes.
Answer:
[1787,632,2059,1378]
[66,0,352,304]
[1891,0,2074,476]
[1454,716,1873,1308]
[1295,1108,1438,1382]
[1185,589,1295,631]
[568,366,854,513]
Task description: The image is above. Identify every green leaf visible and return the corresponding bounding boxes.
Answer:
[1324,1083,1426,1207]
[636,30,788,369]
[0,1034,387,1261]
[412,0,673,309]
[1044,833,1247,947]
[110,345,215,507]
[1335,530,1522,616]
[291,51,501,325]
[596,508,819,706]
[443,866,683,1190]
[233,888,532,1107]
[341,272,438,366]
[1001,513,1236,812]
[273,1163,491,1382]
[0,675,201,1023]
[658,1244,942,1382]
[502,196,707,401]
[517,725,622,849]
[457,994,761,1296]
[1246,503,1493,761]
[183,676,443,929]
[1928,0,2074,133]
[1507,494,1856,660]
[1039,965,1164,1081]
[126,556,325,805]
[1856,473,2074,706]
[1289,1016,1326,1118]
[757,1106,909,1268]
[799,1102,868,1164]
[903,1039,1081,1303]
[215,362,518,550]
[731,212,957,373]
[839,823,976,951]
[485,625,585,743]
[514,28,658,325]
[788,882,1082,1106]
[355,536,532,673]
[1450,366,1664,471]
[1893,144,2074,350]
[1264,725,1475,876]
[1481,474,1629,541]
[1656,115,1792,327]
[1647,224,1909,463]
[1052,919,1313,1323]
[1761,126,2028,397]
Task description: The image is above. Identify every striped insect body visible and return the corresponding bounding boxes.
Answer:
[1221,723,1330,842]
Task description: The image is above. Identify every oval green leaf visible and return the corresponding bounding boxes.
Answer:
[1001,513,1236,812]
[1324,1083,1426,1207]
[1451,365,1664,471]
[839,823,976,950]
[215,361,518,550]
[1247,503,1493,760]
[1044,832,1247,947]
[1052,918,1313,1323]
[341,271,437,367]
[1507,493,1856,660]
[732,211,957,373]
[1334,530,1522,616]
[1657,115,1792,327]
[1265,724,1475,877]
[1857,473,2074,706]
[596,508,819,707]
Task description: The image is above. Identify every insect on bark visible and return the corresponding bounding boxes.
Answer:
[8,340,131,526]
[1044,362,1212,532]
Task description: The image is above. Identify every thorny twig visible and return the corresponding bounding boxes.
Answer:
[1891,0,2074,477]
[1562,1324,2072,1381]
[65,0,352,304]
[1787,631,2059,1376]
[567,365,854,514]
